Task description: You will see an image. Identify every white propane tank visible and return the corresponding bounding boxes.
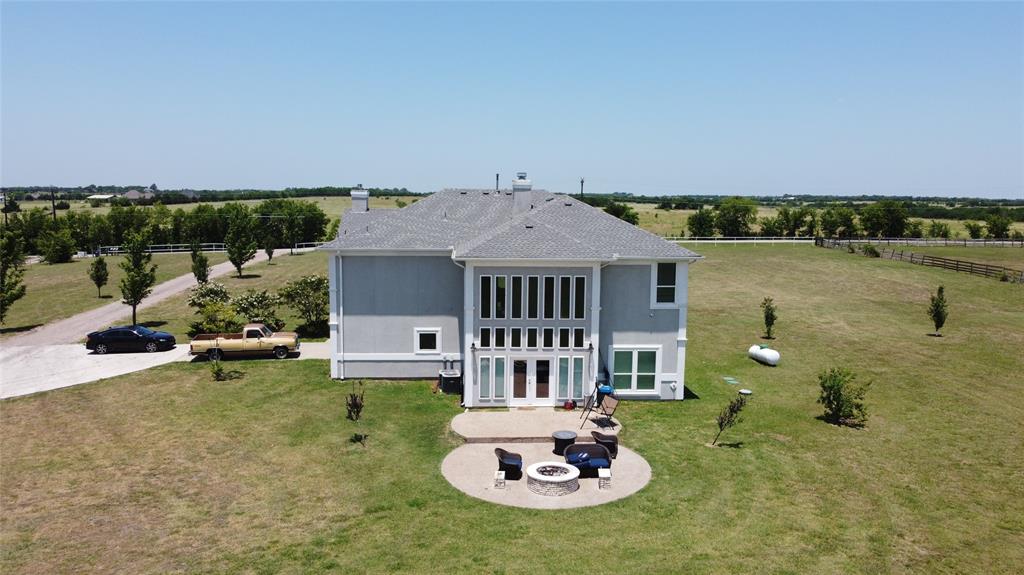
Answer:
[748,345,780,366]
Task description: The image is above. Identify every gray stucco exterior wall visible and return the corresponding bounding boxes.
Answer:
[599,263,684,400]
[339,255,463,378]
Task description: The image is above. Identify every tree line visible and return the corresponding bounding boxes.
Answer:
[683,198,1021,239]
[0,198,332,258]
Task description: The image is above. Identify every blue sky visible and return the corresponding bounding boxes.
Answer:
[2,2,1022,198]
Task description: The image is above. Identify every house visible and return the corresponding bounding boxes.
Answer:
[318,174,702,407]
[123,189,156,200]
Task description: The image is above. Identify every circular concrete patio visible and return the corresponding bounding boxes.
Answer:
[441,442,651,509]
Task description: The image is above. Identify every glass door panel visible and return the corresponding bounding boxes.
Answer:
[513,360,528,399]
[535,360,550,399]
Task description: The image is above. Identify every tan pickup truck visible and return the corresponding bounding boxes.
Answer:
[189,323,300,361]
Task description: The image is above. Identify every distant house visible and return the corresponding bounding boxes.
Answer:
[86,194,116,201]
[319,173,702,407]
[123,190,155,200]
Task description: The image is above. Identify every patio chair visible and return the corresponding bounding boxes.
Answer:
[580,394,620,430]
[494,447,523,480]
[564,443,612,474]
[590,431,618,459]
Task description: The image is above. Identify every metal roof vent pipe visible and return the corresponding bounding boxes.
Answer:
[512,172,533,214]
[351,187,369,213]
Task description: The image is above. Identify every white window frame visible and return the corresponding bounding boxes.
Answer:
[542,275,556,320]
[480,275,492,319]
[511,275,523,320]
[479,327,492,349]
[494,327,506,349]
[573,275,586,320]
[559,275,573,320]
[479,355,492,400]
[414,327,442,355]
[526,327,538,349]
[650,262,680,309]
[608,344,662,393]
[494,275,507,319]
[558,327,571,349]
[510,327,522,349]
[527,275,540,320]
[542,327,554,349]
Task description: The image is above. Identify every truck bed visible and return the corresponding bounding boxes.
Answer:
[191,333,244,341]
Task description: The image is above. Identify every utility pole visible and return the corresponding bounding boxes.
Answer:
[580,177,585,199]
[495,173,500,192]
[50,188,57,222]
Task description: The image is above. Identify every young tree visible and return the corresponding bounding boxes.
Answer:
[927,220,951,239]
[88,256,109,297]
[712,395,747,446]
[231,289,283,330]
[820,206,858,238]
[118,231,157,326]
[928,285,948,336]
[817,367,870,427]
[714,197,757,237]
[984,212,1012,239]
[279,274,330,328]
[963,221,986,239]
[686,207,716,237]
[760,296,777,339]
[859,200,908,238]
[187,281,231,309]
[758,215,784,237]
[224,213,256,277]
[190,241,210,284]
[0,231,27,324]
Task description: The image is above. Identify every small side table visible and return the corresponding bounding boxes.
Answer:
[552,430,577,456]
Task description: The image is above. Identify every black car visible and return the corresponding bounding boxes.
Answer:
[86,325,176,354]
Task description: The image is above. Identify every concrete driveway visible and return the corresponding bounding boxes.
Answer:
[0,341,330,399]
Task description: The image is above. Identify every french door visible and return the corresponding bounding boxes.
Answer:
[511,357,553,406]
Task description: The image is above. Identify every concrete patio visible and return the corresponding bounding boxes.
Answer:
[450,407,622,443]
[441,442,651,509]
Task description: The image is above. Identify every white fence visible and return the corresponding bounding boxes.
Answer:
[97,241,327,255]
[666,236,1023,247]
[666,236,816,245]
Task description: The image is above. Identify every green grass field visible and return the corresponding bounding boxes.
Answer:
[112,250,330,340]
[0,252,227,339]
[2,245,1021,574]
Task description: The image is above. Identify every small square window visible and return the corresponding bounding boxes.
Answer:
[511,328,522,349]
[479,328,491,348]
[415,328,441,354]
[526,328,538,349]
[494,328,506,349]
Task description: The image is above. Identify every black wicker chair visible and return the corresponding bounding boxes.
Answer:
[590,431,618,459]
[494,447,523,480]
[563,443,612,477]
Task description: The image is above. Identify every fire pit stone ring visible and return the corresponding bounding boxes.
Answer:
[526,461,580,496]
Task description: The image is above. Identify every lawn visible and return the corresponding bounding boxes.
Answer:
[2,245,1022,574]
[0,252,227,339]
[112,250,330,340]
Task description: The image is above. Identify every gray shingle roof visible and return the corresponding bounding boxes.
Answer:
[320,189,701,261]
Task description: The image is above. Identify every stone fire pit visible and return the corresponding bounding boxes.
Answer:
[526,461,580,496]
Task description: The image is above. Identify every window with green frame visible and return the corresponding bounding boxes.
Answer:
[612,348,658,391]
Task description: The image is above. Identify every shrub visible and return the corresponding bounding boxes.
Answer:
[817,368,870,427]
[686,208,716,237]
[964,221,986,239]
[0,231,27,324]
[604,201,639,225]
[279,274,329,328]
[928,285,948,335]
[54,200,71,210]
[210,359,226,381]
[395,199,407,208]
[927,220,951,239]
[347,383,365,422]
[41,229,77,263]
[760,296,777,339]
[861,244,880,258]
[188,301,243,337]
[712,395,747,446]
[190,243,210,284]
[231,289,283,330]
[187,281,230,309]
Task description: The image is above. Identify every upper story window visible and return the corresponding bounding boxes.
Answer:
[511,276,523,319]
[495,276,507,319]
[573,276,586,319]
[652,262,678,306]
[527,276,539,319]
[543,276,556,319]
[480,276,492,319]
[559,276,572,319]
